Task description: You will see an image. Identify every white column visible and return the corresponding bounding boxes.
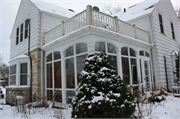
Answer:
[136,52,141,89]
[117,48,122,79]
[86,5,92,25]
[61,51,66,104]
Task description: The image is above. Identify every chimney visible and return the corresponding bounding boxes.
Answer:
[124,8,126,13]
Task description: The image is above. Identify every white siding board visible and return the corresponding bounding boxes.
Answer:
[10,0,40,60]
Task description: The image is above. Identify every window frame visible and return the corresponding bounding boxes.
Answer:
[16,27,19,45]
[158,14,164,34]
[10,64,17,85]
[170,22,175,39]
[20,63,28,85]
[25,19,29,39]
[20,23,24,42]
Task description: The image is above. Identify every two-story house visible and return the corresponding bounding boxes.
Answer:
[6,0,180,105]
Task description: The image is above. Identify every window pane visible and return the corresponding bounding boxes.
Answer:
[66,91,75,104]
[20,24,23,42]
[139,51,144,56]
[54,51,61,60]
[54,61,61,88]
[10,64,16,75]
[76,43,87,54]
[130,48,136,57]
[54,90,62,102]
[77,54,87,84]
[21,63,27,73]
[145,52,150,57]
[131,58,138,84]
[20,74,27,85]
[65,45,74,57]
[66,58,75,88]
[108,43,116,54]
[121,47,128,56]
[122,57,130,85]
[108,55,117,72]
[10,76,16,85]
[139,59,143,83]
[47,53,52,62]
[47,63,52,88]
[16,28,19,45]
[47,90,53,100]
[95,42,105,52]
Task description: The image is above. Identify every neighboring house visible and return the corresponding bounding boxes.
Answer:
[7,0,180,105]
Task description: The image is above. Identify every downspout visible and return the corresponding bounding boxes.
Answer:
[40,12,44,97]
[163,56,171,92]
[28,19,32,102]
[148,15,157,89]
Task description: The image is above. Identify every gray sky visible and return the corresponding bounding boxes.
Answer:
[0,0,179,65]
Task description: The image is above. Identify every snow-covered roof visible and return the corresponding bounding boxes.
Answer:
[30,0,76,18]
[114,0,159,22]
[9,54,29,62]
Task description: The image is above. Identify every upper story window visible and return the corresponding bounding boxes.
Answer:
[158,14,164,34]
[16,27,19,45]
[20,23,23,42]
[16,19,29,45]
[170,22,175,39]
[25,19,29,39]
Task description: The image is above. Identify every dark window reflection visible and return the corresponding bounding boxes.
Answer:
[108,43,116,54]
[121,47,128,56]
[108,55,117,72]
[130,48,136,57]
[131,58,137,84]
[122,57,130,85]
[66,58,75,88]
[47,63,52,88]
[47,53,52,62]
[66,91,75,104]
[54,90,62,102]
[54,52,61,60]
[76,43,87,54]
[65,45,74,57]
[95,42,105,52]
[54,61,61,88]
[139,51,144,56]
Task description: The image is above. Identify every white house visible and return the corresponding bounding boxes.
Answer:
[7,0,180,105]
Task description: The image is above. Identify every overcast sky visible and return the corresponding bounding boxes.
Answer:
[0,0,179,65]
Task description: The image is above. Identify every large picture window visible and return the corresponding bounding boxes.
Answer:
[10,64,16,85]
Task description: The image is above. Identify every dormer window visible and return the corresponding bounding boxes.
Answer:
[158,14,164,34]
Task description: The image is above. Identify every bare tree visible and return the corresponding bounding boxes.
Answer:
[0,54,9,82]
[103,4,121,15]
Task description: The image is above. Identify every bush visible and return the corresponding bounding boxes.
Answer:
[72,51,135,118]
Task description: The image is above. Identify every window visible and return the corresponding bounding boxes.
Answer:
[95,42,117,71]
[121,47,137,85]
[20,23,23,42]
[158,14,164,33]
[171,22,175,39]
[10,64,16,85]
[16,27,19,45]
[25,19,29,39]
[20,63,27,85]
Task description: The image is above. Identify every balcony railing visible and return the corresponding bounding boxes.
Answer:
[44,5,149,45]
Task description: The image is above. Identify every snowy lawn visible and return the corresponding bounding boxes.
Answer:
[0,94,180,119]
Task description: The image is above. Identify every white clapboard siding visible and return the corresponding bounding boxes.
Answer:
[10,0,40,60]
[42,14,67,33]
[151,0,180,88]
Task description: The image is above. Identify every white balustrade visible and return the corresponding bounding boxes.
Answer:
[44,6,149,44]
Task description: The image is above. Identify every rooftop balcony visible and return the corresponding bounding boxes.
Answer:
[44,5,149,45]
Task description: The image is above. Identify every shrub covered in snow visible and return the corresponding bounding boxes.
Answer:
[72,51,135,118]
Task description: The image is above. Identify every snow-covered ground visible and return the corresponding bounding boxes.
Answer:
[0,94,180,119]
